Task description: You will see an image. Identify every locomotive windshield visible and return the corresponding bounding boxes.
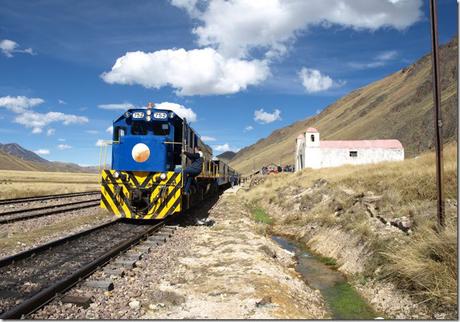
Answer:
[130,121,170,136]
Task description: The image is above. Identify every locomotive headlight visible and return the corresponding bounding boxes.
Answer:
[132,143,150,162]
[169,112,174,118]
[146,115,151,121]
[113,171,120,179]
[146,109,152,116]
[160,173,167,180]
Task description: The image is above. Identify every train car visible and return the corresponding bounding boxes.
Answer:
[99,103,236,220]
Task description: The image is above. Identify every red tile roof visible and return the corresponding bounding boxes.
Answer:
[319,139,403,149]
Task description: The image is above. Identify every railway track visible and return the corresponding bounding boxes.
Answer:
[0,219,166,319]
[0,191,100,206]
[0,198,101,224]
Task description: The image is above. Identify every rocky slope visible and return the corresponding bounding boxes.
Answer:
[230,37,458,174]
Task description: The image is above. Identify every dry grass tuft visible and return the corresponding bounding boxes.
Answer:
[384,221,457,305]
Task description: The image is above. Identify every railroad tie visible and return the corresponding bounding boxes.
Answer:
[113,259,137,269]
[103,267,125,278]
[155,232,172,238]
[124,253,143,261]
[136,245,152,253]
[160,227,177,234]
[60,295,93,308]
[163,225,179,230]
[84,280,114,291]
[147,235,167,243]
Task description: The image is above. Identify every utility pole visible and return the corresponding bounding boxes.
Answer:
[428,0,445,229]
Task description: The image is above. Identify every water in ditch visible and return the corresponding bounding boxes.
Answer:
[272,235,378,320]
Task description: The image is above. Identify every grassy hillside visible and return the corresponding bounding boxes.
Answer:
[231,38,458,174]
[241,144,457,317]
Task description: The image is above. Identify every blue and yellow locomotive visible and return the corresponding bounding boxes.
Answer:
[100,103,238,220]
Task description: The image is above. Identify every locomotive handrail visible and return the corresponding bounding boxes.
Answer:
[164,141,183,145]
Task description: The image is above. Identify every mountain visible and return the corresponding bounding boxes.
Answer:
[230,37,458,175]
[216,151,237,162]
[0,143,49,163]
[0,143,98,173]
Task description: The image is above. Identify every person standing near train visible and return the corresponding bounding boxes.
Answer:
[182,146,203,195]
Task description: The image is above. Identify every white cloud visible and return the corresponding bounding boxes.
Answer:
[106,126,114,134]
[349,50,399,69]
[47,128,55,136]
[254,108,281,124]
[0,95,44,113]
[101,48,269,96]
[85,130,99,134]
[0,39,34,57]
[376,50,398,61]
[155,102,197,122]
[244,125,254,131]
[58,99,67,105]
[201,136,216,142]
[14,111,88,134]
[213,143,240,153]
[57,144,71,150]
[34,149,50,155]
[95,139,105,147]
[172,0,423,59]
[298,68,344,93]
[0,39,17,57]
[98,103,135,110]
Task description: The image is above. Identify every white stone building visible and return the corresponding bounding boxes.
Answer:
[295,127,404,171]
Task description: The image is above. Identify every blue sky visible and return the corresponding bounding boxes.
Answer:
[0,0,457,166]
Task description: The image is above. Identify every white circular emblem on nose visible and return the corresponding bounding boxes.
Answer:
[132,143,150,163]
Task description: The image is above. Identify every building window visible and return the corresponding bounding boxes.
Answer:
[349,151,358,157]
[311,134,315,142]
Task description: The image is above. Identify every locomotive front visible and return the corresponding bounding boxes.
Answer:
[100,107,184,219]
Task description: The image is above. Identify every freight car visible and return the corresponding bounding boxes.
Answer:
[100,103,239,220]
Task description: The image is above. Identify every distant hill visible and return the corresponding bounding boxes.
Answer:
[0,143,98,173]
[0,143,49,163]
[216,151,237,162]
[230,37,458,175]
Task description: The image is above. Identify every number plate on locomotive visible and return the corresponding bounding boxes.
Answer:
[132,112,145,119]
[153,112,167,119]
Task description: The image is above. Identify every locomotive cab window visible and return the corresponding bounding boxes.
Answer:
[151,122,170,136]
[131,122,148,135]
[114,126,126,141]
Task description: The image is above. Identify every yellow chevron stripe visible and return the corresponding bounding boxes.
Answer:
[155,174,182,219]
[145,172,181,219]
[102,171,130,218]
[143,173,165,219]
[101,184,121,217]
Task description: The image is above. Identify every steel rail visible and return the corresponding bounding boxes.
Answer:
[0,219,165,319]
[0,191,100,206]
[0,200,100,224]
[0,198,101,217]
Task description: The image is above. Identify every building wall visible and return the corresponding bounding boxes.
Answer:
[305,147,404,169]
